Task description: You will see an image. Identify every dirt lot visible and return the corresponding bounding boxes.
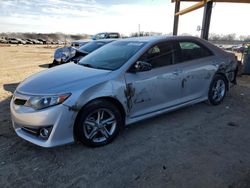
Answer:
[1,45,250,188]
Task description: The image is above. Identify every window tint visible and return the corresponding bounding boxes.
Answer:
[179,41,213,62]
[139,42,174,68]
[180,42,200,49]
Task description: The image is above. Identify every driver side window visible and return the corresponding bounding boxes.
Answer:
[139,42,174,69]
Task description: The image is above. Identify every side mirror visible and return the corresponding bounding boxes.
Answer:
[131,61,152,72]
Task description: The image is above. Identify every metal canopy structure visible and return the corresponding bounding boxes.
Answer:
[172,0,250,40]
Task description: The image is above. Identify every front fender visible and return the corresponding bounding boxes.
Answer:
[65,80,127,113]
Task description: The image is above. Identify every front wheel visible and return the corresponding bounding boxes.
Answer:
[74,100,123,147]
[208,74,227,105]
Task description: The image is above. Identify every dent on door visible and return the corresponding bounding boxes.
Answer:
[124,82,152,113]
[124,67,183,118]
[124,83,135,112]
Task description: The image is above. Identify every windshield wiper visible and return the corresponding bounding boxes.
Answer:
[80,63,95,68]
[78,49,89,54]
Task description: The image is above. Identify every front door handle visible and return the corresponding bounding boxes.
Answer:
[172,70,183,75]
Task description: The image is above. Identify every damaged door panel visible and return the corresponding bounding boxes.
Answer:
[174,40,218,101]
[180,56,216,101]
[124,83,135,112]
[125,66,183,118]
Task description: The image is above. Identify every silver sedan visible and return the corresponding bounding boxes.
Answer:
[10,36,238,147]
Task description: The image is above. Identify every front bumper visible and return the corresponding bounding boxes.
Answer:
[10,93,76,148]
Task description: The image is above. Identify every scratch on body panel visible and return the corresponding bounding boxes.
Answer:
[124,83,135,112]
[67,104,80,111]
[133,88,151,104]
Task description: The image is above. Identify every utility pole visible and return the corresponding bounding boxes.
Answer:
[138,24,141,36]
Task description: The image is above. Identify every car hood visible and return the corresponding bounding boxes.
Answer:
[17,63,111,95]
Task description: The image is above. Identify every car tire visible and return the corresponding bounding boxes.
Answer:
[74,100,123,147]
[208,74,227,105]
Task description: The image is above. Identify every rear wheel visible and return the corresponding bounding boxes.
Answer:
[208,74,227,105]
[74,100,123,147]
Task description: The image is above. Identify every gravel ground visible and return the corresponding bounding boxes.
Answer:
[1,45,250,188]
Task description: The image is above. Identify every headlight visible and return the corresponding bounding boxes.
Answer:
[25,93,71,110]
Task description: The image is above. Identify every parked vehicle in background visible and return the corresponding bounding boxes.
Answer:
[8,38,26,44]
[19,39,27,44]
[24,39,33,44]
[92,32,121,40]
[221,45,234,51]
[71,39,90,48]
[32,39,43,44]
[11,36,238,148]
[45,40,53,45]
[37,38,47,44]
[0,38,8,44]
[56,40,64,45]
[49,46,76,68]
[232,44,248,53]
[49,39,115,67]
[26,39,43,44]
[25,39,40,44]
[25,39,34,44]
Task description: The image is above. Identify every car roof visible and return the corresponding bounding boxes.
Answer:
[96,32,119,34]
[121,35,202,43]
[90,39,118,43]
[72,39,91,43]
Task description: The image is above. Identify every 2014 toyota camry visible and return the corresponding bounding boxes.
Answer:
[10,36,238,147]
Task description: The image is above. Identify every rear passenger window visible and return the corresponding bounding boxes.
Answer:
[139,42,174,69]
[179,41,213,62]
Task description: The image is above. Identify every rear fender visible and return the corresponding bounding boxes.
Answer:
[215,58,237,89]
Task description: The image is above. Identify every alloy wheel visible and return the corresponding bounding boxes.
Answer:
[212,79,226,103]
[83,108,117,143]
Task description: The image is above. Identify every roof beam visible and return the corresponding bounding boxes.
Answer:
[175,0,211,16]
[172,0,250,3]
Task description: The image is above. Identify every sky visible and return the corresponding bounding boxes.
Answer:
[0,0,249,36]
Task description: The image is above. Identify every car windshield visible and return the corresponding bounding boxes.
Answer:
[79,41,146,70]
[78,41,108,53]
[94,33,106,40]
